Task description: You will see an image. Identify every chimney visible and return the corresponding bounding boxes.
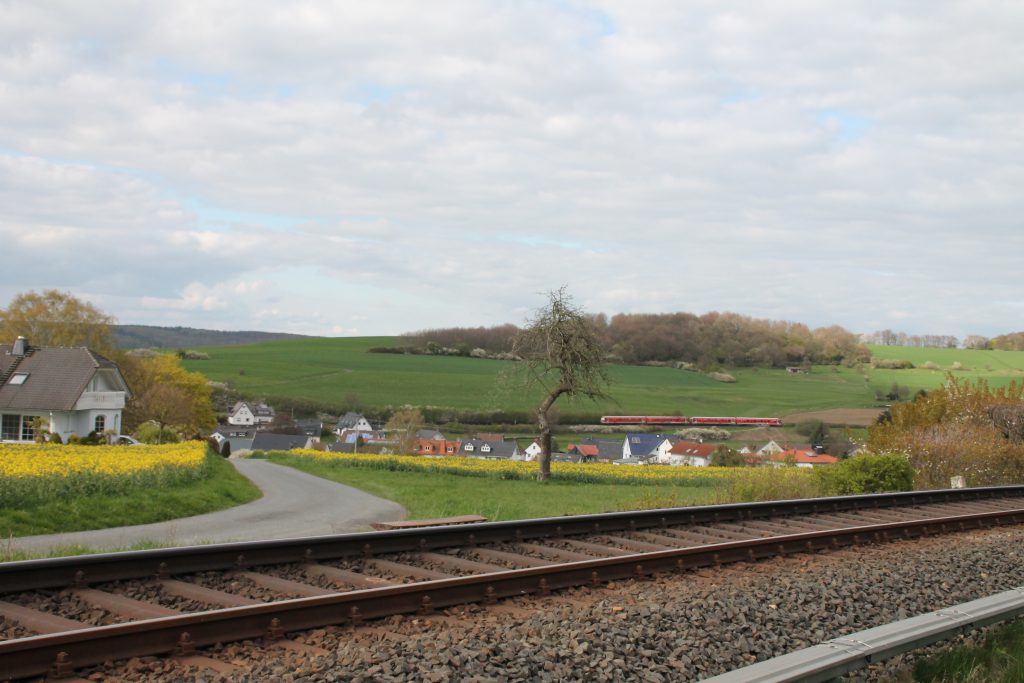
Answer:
[12,336,27,356]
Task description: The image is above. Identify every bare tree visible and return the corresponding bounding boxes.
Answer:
[513,288,610,481]
[385,408,425,455]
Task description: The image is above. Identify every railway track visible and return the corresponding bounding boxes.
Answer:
[2,486,1024,680]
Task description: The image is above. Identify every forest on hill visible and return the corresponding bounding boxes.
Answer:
[399,312,870,368]
[114,325,310,349]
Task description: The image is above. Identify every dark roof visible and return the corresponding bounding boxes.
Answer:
[336,412,367,429]
[460,439,519,458]
[214,425,257,438]
[326,441,391,455]
[0,344,127,411]
[251,432,311,451]
[574,437,623,461]
[296,420,323,436]
[624,433,670,457]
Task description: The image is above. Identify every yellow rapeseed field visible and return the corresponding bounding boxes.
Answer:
[0,442,208,506]
[285,449,738,486]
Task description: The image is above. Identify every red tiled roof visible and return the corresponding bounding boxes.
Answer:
[568,444,599,456]
[415,439,461,455]
[769,449,838,465]
[668,440,718,457]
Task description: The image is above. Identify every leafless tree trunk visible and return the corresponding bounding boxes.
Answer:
[513,288,610,482]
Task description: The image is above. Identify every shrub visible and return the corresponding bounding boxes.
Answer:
[48,432,63,445]
[708,372,737,383]
[137,423,181,444]
[871,358,915,369]
[795,419,824,437]
[921,361,939,370]
[676,427,730,441]
[712,468,821,503]
[868,376,1024,488]
[816,453,915,495]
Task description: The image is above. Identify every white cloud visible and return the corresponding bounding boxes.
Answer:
[0,2,1021,338]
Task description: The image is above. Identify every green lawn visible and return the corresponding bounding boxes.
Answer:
[269,455,714,520]
[0,454,262,539]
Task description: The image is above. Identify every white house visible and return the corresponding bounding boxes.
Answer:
[652,440,717,467]
[336,412,374,435]
[227,401,275,426]
[524,439,543,461]
[0,337,130,443]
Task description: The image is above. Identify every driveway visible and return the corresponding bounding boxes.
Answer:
[6,458,407,555]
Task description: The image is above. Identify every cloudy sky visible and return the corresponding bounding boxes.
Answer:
[2,2,1022,339]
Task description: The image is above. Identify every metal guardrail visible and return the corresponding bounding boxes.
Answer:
[704,586,1024,682]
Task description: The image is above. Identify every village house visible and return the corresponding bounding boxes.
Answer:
[460,438,521,459]
[653,440,718,467]
[765,448,839,468]
[622,433,673,460]
[566,438,623,463]
[211,425,257,454]
[335,412,374,435]
[227,401,275,426]
[414,438,461,456]
[0,337,130,443]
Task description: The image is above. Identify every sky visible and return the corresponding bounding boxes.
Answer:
[1,1,1022,339]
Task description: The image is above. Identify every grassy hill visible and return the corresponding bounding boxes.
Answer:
[180,337,1024,421]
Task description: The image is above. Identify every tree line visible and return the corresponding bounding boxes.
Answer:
[403,311,870,368]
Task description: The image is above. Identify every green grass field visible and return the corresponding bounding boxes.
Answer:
[269,455,714,520]
[869,345,1024,395]
[181,338,1024,419]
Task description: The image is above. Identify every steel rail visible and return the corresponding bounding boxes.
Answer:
[703,586,1024,682]
[2,486,1022,594]
[2,507,1023,680]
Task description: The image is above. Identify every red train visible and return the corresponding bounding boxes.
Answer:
[600,415,783,426]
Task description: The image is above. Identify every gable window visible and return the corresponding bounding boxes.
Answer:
[94,415,106,433]
[8,373,28,385]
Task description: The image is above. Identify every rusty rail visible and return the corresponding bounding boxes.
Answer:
[1,488,1024,679]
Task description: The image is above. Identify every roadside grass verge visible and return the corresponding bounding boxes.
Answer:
[267,452,824,520]
[0,540,172,563]
[0,452,261,538]
[911,619,1024,682]
[268,454,716,520]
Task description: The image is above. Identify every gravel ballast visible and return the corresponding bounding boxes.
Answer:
[70,525,1024,681]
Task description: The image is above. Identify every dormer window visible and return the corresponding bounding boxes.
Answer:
[8,373,28,385]
[481,444,492,453]
[464,444,474,452]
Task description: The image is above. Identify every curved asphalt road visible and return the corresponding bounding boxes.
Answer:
[7,459,407,555]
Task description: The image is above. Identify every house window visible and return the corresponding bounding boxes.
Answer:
[464,444,474,452]
[21,417,36,442]
[481,445,491,453]
[8,373,28,385]
[446,446,454,453]
[94,415,106,433]
[2,414,21,440]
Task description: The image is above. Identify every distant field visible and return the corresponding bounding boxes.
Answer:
[868,345,1024,393]
[181,338,1024,420]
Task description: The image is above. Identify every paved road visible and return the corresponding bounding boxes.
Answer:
[7,459,407,555]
